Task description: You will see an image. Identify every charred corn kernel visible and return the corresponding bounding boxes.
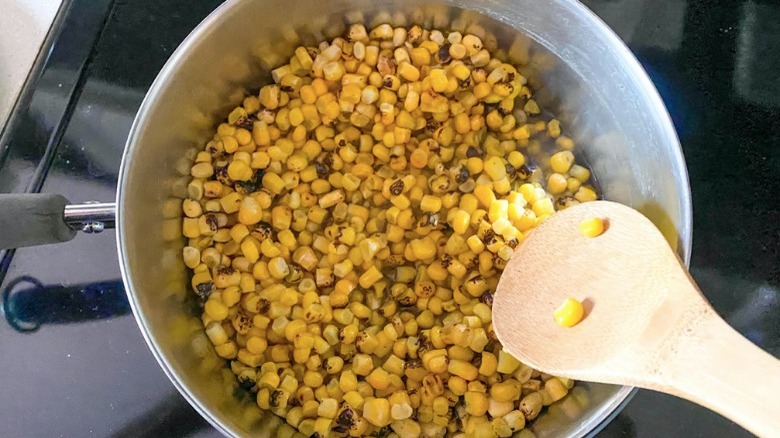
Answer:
[555,297,584,327]
[285,319,307,342]
[503,410,526,432]
[580,217,605,237]
[520,392,543,420]
[462,34,483,55]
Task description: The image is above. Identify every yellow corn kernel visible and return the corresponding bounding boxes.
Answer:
[490,381,520,402]
[545,378,569,403]
[554,134,575,150]
[352,353,374,376]
[464,391,489,416]
[240,237,261,263]
[318,189,344,209]
[575,186,598,202]
[497,350,522,374]
[362,398,391,427]
[479,352,498,376]
[554,297,584,327]
[448,359,478,380]
[451,210,471,235]
[358,266,383,289]
[410,238,437,260]
[547,118,561,138]
[483,156,506,181]
[580,217,605,237]
[420,195,442,212]
[366,368,391,390]
[397,62,420,82]
[550,150,575,174]
[473,184,496,209]
[466,235,485,253]
[547,173,568,195]
[429,69,448,93]
[204,299,228,321]
[215,341,237,359]
[569,164,590,183]
[262,172,286,195]
[219,192,243,214]
[532,198,555,217]
[318,398,339,419]
[267,257,290,279]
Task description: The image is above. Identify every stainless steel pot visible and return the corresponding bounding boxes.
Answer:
[0,0,692,436]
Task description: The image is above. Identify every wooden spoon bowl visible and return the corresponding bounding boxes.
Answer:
[492,201,780,437]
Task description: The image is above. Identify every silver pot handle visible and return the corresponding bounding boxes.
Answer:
[63,202,117,234]
[0,194,116,250]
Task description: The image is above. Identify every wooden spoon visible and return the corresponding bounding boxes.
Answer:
[492,200,780,437]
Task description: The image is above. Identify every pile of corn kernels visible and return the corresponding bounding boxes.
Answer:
[182,22,597,438]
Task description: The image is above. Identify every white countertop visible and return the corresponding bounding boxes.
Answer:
[0,0,62,129]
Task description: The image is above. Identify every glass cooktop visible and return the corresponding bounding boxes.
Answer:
[0,0,776,436]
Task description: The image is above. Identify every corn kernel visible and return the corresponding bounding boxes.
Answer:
[554,297,585,327]
[580,217,605,237]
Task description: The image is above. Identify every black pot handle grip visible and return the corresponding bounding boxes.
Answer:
[0,193,77,249]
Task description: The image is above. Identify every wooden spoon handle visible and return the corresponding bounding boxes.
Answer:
[664,311,780,437]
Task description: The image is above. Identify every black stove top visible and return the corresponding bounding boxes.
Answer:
[0,0,777,436]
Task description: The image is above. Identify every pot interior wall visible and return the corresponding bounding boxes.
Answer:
[118,0,691,436]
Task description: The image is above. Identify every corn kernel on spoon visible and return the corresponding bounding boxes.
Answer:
[492,200,780,437]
